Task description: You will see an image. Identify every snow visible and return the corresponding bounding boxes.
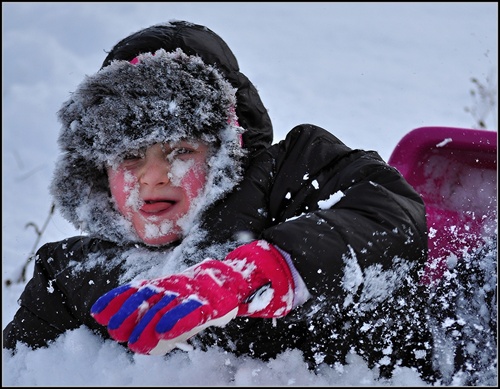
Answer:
[2,2,498,387]
[436,138,453,147]
[318,190,345,209]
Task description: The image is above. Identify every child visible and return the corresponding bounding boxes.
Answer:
[3,20,435,382]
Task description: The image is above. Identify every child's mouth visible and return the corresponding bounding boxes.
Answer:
[140,200,175,214]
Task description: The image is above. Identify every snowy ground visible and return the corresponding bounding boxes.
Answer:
[2,2,497,386]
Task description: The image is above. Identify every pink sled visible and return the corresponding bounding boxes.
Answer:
[388,126,497,285]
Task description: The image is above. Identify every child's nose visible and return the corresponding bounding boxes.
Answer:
[138,156,170,187]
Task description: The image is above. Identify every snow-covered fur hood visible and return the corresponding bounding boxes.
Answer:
[50,48,246,245]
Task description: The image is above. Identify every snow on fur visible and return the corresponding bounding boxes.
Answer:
[50,48,246,248]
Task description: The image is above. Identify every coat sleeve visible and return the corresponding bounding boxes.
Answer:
[261,124,428,300]
[261,124,434,379]
[3,237,120,351]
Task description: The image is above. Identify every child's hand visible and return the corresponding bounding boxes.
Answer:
[90,240,295,355]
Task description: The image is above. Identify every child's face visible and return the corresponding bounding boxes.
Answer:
[107,140,210,246]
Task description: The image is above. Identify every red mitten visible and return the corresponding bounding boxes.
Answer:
[90,240,295,355]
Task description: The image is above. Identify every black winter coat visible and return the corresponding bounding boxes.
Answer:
[4,124,434,381]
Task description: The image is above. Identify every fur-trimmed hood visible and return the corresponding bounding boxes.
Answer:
[50,48,246,245]
[99,21,273,153]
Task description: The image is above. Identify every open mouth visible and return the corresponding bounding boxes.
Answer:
[140,200,176,214]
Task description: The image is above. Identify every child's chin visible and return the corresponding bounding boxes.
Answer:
[140,232,181,246]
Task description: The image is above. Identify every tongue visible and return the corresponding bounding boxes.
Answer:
[141,201,173,213]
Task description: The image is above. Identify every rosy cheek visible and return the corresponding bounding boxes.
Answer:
[108,168,136,216]
[181,165,207,199]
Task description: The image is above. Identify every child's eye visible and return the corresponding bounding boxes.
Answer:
[169,147,194,159]
[175,148,192,155]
